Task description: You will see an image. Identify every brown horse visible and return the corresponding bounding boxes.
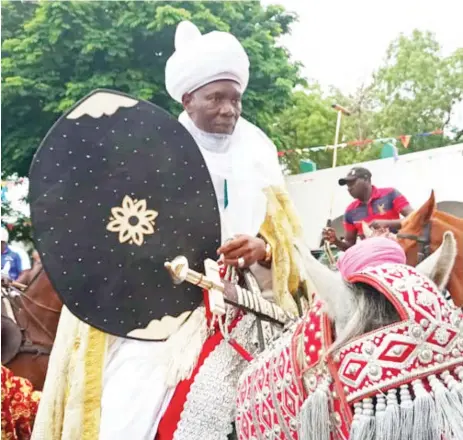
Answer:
[2,264,62,390]
[397,190,463,306]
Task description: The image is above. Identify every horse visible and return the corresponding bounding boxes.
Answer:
[235,233,463,439]
[396,190,463,307]
[1,264,62,390]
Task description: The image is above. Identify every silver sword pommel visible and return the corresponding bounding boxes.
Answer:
[164,256,224,292]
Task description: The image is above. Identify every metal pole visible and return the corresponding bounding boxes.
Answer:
[321,104,351,258]
[332,110,343,169]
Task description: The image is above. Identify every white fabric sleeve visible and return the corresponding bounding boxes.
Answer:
[99,338,174,440]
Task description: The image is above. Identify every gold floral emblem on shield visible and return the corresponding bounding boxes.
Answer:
[107,195,158,246]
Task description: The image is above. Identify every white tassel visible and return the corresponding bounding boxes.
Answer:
[375,394,387,440]
[162,307,208,387]
[352,398,375,440]
[298,379,330,440]
[399,384,414,440]
[412,379,439,440]
[350,402,363,440]
[455,366,463,382]
[441,370,463,402]
[381,388,400,440]
[429,374,463,440]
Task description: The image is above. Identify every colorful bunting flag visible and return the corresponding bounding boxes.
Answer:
[278,128,443,157]
[399,135,411,148]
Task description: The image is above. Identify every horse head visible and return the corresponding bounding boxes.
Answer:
[398,190,463,306]
[397,190,436,266]
[296,230,457,344]
[237,234,462,439]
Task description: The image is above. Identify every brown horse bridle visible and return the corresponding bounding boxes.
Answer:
[397,222,432,264]
[5,267,60,357]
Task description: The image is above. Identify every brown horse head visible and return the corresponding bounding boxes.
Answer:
[398,190,436,266]
[398,190,463,306]
[5,266,63,390]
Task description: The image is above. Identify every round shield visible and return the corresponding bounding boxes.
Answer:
[29,89,221,341]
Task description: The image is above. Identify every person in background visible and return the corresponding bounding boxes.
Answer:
[1,227,24,282]
[9,244,31,274]
[322,167,413,251]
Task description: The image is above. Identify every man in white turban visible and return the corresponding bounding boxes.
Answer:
[33,21,311,440]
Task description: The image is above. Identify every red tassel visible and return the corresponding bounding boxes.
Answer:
[227,338,254,362]
[202,289,213,326]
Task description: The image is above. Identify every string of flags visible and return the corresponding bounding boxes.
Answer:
[277,129,444,157]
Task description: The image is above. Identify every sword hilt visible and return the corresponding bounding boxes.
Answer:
[164,256,224,292]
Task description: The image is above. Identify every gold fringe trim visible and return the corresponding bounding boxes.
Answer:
[82,326,106,440]
[260,185,313,314]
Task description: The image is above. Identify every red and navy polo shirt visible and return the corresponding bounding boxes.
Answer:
[343,186,410,236]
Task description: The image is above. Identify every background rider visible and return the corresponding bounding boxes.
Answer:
[323,167,413,251]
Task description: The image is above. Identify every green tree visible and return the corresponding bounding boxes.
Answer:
[1,0,304,177]
[274,86,337,172]
[275,85,384,173]
[277,30,462,174]
[373,29,463,151]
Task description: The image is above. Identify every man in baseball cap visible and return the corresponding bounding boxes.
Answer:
[338,166,372,186]
[323,166,413,250]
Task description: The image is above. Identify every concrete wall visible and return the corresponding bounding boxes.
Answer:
[286,144,463,248]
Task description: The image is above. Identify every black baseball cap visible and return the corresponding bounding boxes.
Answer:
[338,167,372,186]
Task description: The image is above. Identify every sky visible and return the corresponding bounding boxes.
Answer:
[263,0,463,94]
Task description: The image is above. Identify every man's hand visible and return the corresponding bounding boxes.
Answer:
[1,274,11,288]
[369,219,390,230]
[217,235,266,268]
[322,227,338,244]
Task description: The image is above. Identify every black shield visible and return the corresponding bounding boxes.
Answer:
[29,89,220,340]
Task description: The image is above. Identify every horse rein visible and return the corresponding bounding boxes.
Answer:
[4,267,59,348]
[397,222,432,264]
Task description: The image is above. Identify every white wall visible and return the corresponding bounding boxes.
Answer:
[286,144,463,248]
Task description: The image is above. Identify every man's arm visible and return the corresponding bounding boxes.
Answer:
[323,227,357,251]
[370,197,414,230]
[333,229,357,251]
[400,205,414,217]
[389,205,414,229]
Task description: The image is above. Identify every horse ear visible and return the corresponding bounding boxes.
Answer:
[418,190,436,222]
[416,231,456,290]
[294,239,353,321]
[362,221,374,238]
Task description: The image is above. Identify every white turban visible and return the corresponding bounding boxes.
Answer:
[165,21,250,103]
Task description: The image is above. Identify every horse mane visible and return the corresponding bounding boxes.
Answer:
[433,209,463,230]
[330,282,400,353]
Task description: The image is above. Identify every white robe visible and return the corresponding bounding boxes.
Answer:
[98,114,284,440]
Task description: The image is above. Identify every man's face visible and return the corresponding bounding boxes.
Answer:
[182,80,242,135]
[347,177,370,200]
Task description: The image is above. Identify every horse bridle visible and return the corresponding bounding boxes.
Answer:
[3,267,60,359]
[397,222,432,264]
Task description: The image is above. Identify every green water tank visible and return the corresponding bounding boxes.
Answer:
[381,143,397,159]
[299,159,317,173]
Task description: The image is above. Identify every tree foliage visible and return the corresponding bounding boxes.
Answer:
[2,2,462,177]
[276,30,462,173]
[1,0,303,177]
